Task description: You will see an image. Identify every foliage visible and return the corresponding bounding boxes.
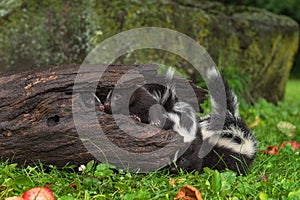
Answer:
[0,0,96,71]
[0,0,22,18]
[0,0,176,71]
[213,0,300,22]
[1,0,298,93]
[210,0,300,78]
[0,0,212,80]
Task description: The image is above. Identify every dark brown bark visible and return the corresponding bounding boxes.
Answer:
[0,64,207,169]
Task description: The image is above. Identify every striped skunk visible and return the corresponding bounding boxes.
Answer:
[104,67,257,174]
[175,77,258,175]
[104,68,198,143]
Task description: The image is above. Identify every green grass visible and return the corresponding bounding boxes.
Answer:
[1,80,300,200]
[285,79,300,105]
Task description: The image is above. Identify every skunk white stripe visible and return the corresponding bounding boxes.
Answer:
[142,87,161,103]
[167,102,197,143]
[165,67,175,81]
[201,126,257,158]
[201,127,216,141]
[161,67,176,104]
[92,92,101,103]
[173,149,180,162]
[140,86,161,103]
[205,67,227,119]
[229,89,240,118]
[206,67,220,80]
[199,112,257,158]
[140,67,176,104]
[199,116,222,140]
[168,112,196,143]
[215,137,256,158]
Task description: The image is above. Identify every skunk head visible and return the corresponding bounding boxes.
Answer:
[200,111,257,160]
[171,130,203,173]
[198,112,257,175]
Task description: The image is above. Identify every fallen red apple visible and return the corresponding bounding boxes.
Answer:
[22,187,55,200]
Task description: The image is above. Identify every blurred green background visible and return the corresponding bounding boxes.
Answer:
[0,0,298,74]
[213,0,300,78]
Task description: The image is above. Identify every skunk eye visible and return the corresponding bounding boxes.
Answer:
[179,157,190,166]
[233,136,242,144]
[222,132,233,139]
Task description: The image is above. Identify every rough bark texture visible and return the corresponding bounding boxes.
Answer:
[0,64,207,169]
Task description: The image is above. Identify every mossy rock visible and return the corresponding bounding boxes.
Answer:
[0,0,298,103]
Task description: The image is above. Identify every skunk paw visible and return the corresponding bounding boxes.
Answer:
[150,119,161,127]
[132,114,141,122]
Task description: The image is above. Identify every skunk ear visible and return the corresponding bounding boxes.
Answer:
[222,77,240,118]
[227,88,240,118]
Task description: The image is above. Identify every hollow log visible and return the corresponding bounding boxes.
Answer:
[0,64,207,171]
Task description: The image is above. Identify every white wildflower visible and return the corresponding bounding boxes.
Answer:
[78,164,86,172]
